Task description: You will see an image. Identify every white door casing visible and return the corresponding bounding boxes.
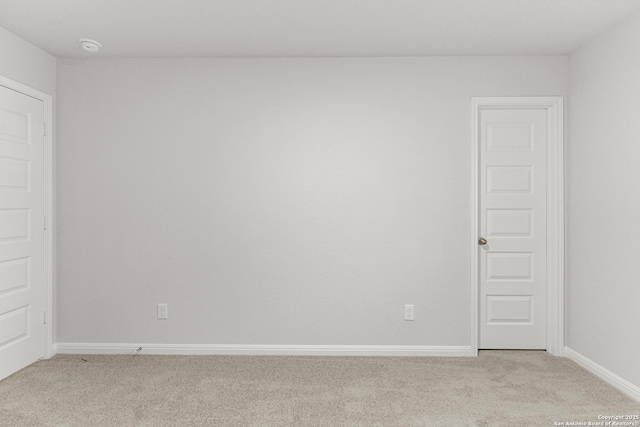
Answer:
[471,97,564,355]
[0,77,53,380]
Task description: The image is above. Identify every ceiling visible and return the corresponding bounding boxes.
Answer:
[1,0,640,58]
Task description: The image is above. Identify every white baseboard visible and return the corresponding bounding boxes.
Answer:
[565,346,640,403]
[55,343,473,357]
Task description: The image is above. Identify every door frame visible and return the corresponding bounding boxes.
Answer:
[0,74,54,359]
[470,97,564,357]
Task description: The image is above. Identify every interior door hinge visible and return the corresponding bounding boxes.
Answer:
[43,216,47,231]
[43,311,47,325]
[43,122,47,137]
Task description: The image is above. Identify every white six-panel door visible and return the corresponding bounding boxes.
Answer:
[478,107,548,349]
[0,84,45,379]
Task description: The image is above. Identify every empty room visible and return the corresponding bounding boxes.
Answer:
[1,0,639,425]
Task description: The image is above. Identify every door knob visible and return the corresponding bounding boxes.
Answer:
[478,237,487,246]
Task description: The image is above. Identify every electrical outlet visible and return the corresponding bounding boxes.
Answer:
[404,304,415,321]
[157,303,168,320]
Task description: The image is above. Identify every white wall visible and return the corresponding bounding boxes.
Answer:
[568,12,640,389]
[0,25,56,342]
[56,57,567,346]
[0,26,56,95]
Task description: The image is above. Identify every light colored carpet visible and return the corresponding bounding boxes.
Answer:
[0,351,638,426]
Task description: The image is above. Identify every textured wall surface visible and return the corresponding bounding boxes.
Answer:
[0,25,56,342]
[0,25,55,95]
[56,56,567,346]
[568,11,640,389]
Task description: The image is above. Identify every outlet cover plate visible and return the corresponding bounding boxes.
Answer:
[404,304,415,321]
[157,303,168,320]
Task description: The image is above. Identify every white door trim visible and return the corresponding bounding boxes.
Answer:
[471,97,564,356]
[0,74,54,359]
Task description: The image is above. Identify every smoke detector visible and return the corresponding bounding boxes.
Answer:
[79,39,102,53]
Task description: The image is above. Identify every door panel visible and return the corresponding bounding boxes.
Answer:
[479,108,547,349]
[0,84,45,379]
[486,209,532,237]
